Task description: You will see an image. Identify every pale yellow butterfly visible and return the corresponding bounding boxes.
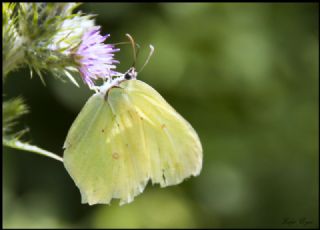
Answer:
[63,36,203,205]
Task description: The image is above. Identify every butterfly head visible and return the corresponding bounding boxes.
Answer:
[124,67,138,80]
[96,35,153,95]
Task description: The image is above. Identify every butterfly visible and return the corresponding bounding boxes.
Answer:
[63,38,203,205]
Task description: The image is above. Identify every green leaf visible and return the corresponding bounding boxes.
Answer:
[3,97,29,134]
[3,97,62,162]
[3,139,63,162]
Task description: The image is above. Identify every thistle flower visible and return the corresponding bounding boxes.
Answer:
[3,3,119,87]
[2,3,24,77]
[74,26,120,87]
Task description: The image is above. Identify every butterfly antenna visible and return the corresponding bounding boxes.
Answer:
[113,41,140,49]
[113,41,130,46]
[125,34,138,67]
[139,45,154,73]
[135,43,141,62]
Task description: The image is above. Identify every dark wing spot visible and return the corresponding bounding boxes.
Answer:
[112,152,120,160]
[101,129,105,133]
[162,169,166,183]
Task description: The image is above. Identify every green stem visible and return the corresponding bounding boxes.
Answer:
[3,139,63,162]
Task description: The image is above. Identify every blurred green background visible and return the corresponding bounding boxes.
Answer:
[3,3,319,228]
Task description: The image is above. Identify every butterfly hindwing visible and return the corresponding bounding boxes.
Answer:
[120,80,202,186]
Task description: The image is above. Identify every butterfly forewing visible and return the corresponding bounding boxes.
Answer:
[63,94,117,204]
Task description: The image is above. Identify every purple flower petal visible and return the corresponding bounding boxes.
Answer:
[74,26,120,87]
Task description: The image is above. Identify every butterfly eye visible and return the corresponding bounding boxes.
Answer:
[124,73,132,80]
